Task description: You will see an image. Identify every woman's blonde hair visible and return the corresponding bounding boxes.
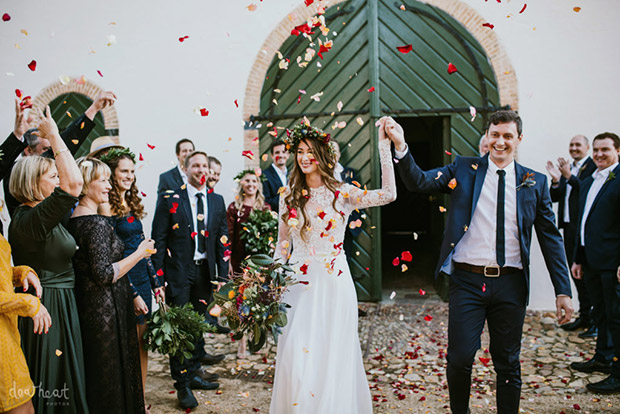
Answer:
[9,156,55,204]
[76,157,111,197]
[234,172,266,210]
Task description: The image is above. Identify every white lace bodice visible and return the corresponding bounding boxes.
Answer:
[274,139,396,272]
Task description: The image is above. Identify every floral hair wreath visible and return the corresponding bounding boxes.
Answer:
[234,168,267,183]
[99,147,136,164]
[283,122,337,159]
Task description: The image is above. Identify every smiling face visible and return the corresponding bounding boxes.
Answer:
[486,121,522,168]
[39,164,60,199]
[113,157,135,192]
[568,135,589,162]
[592,137,620,171]
[207,161,221,188]
[272,144,289,168]
[296,140,319,176]
[85,173,112,204]
[176,142,195,167]
[186,153,209,189]
[241,173,259,197]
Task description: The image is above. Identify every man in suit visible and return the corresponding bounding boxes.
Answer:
[152,150,230,409]
[263,139,289,212]
[570,132,620,394]
[207,156,222,190]
[3,91,116,217]
[157,138,195,196]
[479,134,489,156]
[546,135,597,336]
[384,110,573,414]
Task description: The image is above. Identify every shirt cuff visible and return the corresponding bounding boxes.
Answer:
[394,144,409,160]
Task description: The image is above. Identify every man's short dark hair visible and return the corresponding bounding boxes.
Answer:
[175,138,194,155]
[487,110,523,137]
[270,139,287,154]
[24,128,40,150]
[593,132,620,150]
[208,156,221,167]
[184,150,208,169]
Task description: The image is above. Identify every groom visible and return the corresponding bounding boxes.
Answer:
[383,111,573,414]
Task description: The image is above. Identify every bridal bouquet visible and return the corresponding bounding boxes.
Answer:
[208,254,300,352]
[239,209,278,256]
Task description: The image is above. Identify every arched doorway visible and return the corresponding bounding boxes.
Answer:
[247,0,514,301]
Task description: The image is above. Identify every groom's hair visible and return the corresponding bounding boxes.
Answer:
[487,110,522,136]
[593,132,620,149]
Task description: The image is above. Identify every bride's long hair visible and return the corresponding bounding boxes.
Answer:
[283,135,342,242]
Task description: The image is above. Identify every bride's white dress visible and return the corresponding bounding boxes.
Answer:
[270,139,396,414]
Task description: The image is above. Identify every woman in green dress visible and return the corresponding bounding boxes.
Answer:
[8,107,89,413]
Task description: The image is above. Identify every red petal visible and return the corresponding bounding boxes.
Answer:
[300,264,308,275]
[418,288,426,296]
[482,23,494,29]
[191,231,198,239]
[147,143,156,149]
[297,94,301,104]
[200,108,209,116]
[424,315,433,321]
[127,216,135,223]
[178,36,189,42]
[242,150,254,160]
[200,175,206,185]
[156,269,164,277]
[445,150,453,156]
[141,191,147,197]
[318,211,326,219]
[392,257,400,266]
[27,60,37,71]
[519,4,527,13]
[400,251,413,262]
[447,62,457,74]
[573,404,581,410]
[367,86,375,93]
[139,153,144,161]
[396,44,413,54]
[2,13,10,22]
[234,99,238,107]
[482,283,487,292]
[479,357,491,366]
[304,0,314,6]
[97,70,103,77]
[15,89,22,98]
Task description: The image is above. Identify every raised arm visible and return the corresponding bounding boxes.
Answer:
[274,187,291,263]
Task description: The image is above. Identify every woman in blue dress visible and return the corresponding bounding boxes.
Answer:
[98,148,164,413]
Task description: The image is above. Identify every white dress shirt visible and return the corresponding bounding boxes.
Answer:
[563,157,588,223]
[177,164,188,185]
[452,159,522,268]
[580,162,619,246]
[187,184,208,260]
[272,164,288,187]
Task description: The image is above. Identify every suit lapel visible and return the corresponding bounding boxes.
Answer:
[588,164,620,218]
[180,189,195,251]
[515,162,527,229]
[172,167,184,188]
[471,155,488,216]
[206,192,214,233]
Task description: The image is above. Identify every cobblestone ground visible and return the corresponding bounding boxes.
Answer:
[146,294,620,413]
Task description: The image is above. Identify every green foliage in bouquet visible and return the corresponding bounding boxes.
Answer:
[208,254,302,353]
[239,208,278,256]
[144,302,215,362]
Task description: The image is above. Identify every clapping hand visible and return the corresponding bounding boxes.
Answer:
[33,106,60,139]
[545,161,561,184]
[557,157,572,179]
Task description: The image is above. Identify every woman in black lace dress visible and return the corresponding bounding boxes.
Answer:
[66,158,155,414]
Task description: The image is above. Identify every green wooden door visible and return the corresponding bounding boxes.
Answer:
[48,93,108,158]
[252,0,502,301]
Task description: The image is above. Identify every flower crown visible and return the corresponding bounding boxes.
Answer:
[234,168,266,183]
[99,147,136,164]
[283,122,336,158]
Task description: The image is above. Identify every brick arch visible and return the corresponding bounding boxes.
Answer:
[242,0,518,166]
[32,78,120,142]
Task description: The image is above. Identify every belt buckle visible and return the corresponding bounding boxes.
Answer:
[483,265,500,277]
[194,259,204,266]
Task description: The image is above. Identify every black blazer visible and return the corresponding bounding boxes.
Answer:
[263,164,287,212]
[157,166,184,196]
[151,186,229,298]
[574,164,620,271]
[3,113,95,218]
[549,157,597,227]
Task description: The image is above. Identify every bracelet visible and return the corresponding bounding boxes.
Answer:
[54,148,69,158]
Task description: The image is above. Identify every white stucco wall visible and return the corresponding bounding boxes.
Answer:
[1,0,618,309]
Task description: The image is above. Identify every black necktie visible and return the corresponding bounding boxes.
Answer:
[196,193,206,254]
[496,170,506,267]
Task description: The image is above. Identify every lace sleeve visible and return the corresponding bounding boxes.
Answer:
[273,187,291,263]
[82,218,120,286]
[343,139,396,210]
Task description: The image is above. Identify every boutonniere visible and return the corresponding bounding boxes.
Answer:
[606,171,616,183]
[516,172,536,190]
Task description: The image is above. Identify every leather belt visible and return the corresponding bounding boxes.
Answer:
[454,262,520,277]
[194,259,206,266]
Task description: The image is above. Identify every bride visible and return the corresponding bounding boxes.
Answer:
[270,118,397,413]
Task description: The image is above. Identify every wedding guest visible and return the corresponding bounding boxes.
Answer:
[98,148,165,409]
[0,238,50,414]
[546,135,597,337]
[207,156,222,190]
[9,107,89,413]
[67,158,154,414]
[152,151,229,410]
[386,110,573,414]
[570,132,620,394]
[263,139,289,212]
[157,138,194,196]
[4,91,116,218]
[479,134,489,156]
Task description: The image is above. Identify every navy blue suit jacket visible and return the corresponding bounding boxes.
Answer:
[574,164,620,271]
[263,164,287,212]
[395,151,572,298]
[151,187,229,298]
[157,166,184,196]
[549,157,597,228]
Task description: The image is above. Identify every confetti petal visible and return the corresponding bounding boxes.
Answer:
[27,60,36,71]
[482,283,487,292]
[419,288,426,296]
[15,89,22,98]
[147,143,156,149]
[392,257,400,266]
[424,315,433,322]
[482,22,494,29]
[242,150,254,160]
[178,35,189,42]
[401,251,413,262]
[2,13,11,22]
[479,357,491,366]
[127,216,135,223]
[247,4,257,11]
[156,269,164,277]
[367,86,375,93]
[448,178,457,190]
[573,7,581,13]
[396,44,413,54]
[97,70,103,77]
[55,349,62,356]
[234,99,239,107]
[447,62,457,74]
[200,108,209,117]
[389,291,396,300]
[519,4,527,14]
[469,106,477,122]
[401,264,408,272]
